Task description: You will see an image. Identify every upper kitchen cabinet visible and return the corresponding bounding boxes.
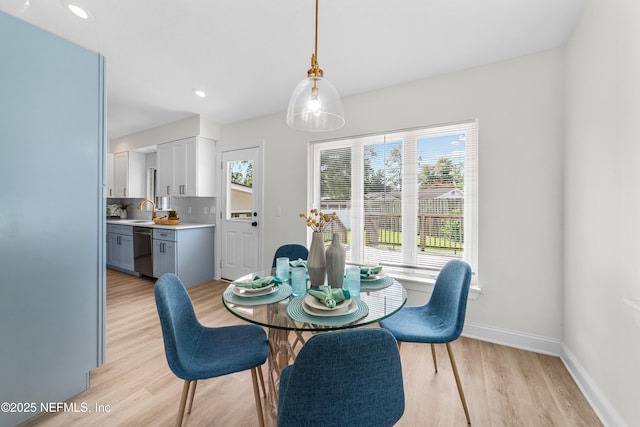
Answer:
[113,151,145,198]
[157,136,215,197]
[106,153,114,197]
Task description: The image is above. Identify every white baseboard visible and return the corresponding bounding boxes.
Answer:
[560,344,627,427]
[462,321,562,356]
[460,322,626,427]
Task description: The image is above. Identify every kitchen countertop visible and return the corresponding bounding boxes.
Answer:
[106,218,215,230]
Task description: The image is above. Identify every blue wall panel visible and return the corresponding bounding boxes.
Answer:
[0,11,105,426]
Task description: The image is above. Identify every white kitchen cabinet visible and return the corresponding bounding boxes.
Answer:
[106,224,135,273]
[152,227,214,287]
[156,143,173,198]
[112,151,145,198]
[106,153,114,197]
[156,136,215,197]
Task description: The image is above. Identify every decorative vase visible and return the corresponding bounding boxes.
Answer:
[325,233,345,288]
[307,231,326,287]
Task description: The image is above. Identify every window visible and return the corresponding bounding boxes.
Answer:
[226,160,253,220]
[310,120,478,285]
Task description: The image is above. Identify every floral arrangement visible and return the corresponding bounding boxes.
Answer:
[299,209,338,232]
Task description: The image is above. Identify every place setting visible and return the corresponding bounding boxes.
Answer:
[287,285,369,327]
[359,265,394,290]
[223,275,292,306]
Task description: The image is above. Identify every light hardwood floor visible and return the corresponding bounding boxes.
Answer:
[20,270,602,427]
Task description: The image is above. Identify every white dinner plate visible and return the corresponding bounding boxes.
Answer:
[232,281,275,293]
[361,271,387,281]
[303,294,352,312]
[232,284,278,297]
[302,298,358,317]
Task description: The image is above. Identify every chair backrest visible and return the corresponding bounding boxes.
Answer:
[427,259,472,341]
[277,328,404,427]
[271,244,309,267]
[154,273,203,380]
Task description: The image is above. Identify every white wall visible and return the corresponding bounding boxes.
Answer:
[564,0,640,425]
[221,48,566,343]
[109,114,221,152]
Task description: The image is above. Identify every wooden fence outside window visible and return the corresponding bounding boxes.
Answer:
[321,198,464,254]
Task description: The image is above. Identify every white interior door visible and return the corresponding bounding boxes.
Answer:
[220,146,262,280]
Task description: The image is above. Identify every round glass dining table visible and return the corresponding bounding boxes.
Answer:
[222,269,407,416]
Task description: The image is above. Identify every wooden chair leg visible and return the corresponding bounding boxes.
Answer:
[446,342,471,424]
[186,380,198,414]
[176,380,192,427]
[292,329,307,350]
[257,365,267,398]
[431,343,438,373]
[251,367,265,427]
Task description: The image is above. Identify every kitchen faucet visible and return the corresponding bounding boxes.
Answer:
[137,198,157,219]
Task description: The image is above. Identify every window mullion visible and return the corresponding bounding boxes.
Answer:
[351,141,364,263]
[463,121,479,286]
[402,133,417,265]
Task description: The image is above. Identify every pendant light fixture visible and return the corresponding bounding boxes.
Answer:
[286,0,345,132]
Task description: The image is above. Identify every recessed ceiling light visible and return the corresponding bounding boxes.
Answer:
[67,4,88,19]
[193,89,206,98]
[61,1,94,21]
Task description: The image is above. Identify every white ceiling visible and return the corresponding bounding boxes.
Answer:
[1,0,585,140]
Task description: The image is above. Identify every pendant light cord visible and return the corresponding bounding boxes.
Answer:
[314,0,319,67]
[309,0,323,76]
[286,0,345,130]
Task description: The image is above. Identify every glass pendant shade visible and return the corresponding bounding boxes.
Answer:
[287,76,345,132]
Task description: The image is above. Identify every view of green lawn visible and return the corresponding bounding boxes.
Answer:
[326,229,463,254]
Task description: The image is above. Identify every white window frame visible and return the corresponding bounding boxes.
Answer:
[308,120,479,292]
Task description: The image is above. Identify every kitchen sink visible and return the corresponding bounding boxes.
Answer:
[109,219,154,225]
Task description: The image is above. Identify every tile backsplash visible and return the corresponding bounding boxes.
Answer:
[107,197,216,224]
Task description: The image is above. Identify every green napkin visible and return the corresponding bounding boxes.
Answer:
[233,275,282,289]
[290,259,306,269]
[360,266,383,278]
[308,287,351,308]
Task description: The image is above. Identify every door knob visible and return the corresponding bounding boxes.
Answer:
[251,221,258,227]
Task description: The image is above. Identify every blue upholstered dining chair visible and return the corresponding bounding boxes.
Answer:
[154,273,269,427]
[277,328,405,427]
[379,259,472,424]
[271,243,309,267]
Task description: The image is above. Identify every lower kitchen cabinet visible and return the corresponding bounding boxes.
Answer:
[106,224,135,273]
[152,227,214,287]
[153,231,176,278]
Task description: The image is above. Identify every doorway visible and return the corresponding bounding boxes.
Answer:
[219,145,263,280]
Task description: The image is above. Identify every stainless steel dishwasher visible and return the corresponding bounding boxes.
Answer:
[133,227,153,277]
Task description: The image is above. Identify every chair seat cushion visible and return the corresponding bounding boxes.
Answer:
[181,324,268,381]
[379,305,458,343]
